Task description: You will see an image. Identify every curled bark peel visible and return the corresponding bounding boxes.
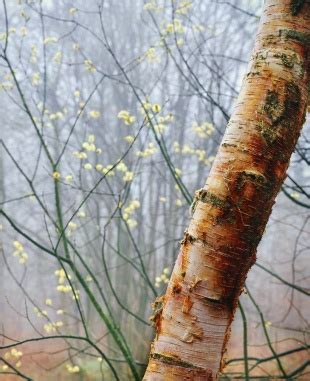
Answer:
[144,1,310,379]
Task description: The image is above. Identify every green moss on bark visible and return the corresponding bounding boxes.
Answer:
[261,125,278,144]
[150,353,202,369]
[196,189,230,209]
[284,30,310,44]
[241,171,267,185]
[274,52,297,68]
[290,0,306,15]
[222,142,237,149]
[260,81,301,145]
[264,90,281,120]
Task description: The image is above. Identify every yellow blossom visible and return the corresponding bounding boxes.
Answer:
[73,151,88,159]
[116,162,128,172]
[49,111,64,120]
[145,47,159,62]
[83,163,92,170]
[4,352,10,360]
[69,7,77,15]
[182,144,194,154]
[193,24,205,32]
[175,199,182,207]
[84,59,96,72]
[32,72,41,86]
[195,149,206,162]
[20,27,28,36]
[173,142,180,153]
[19,255,28,264]
[175,168,182,177]
[53,51,62,64]
[13,241,24,251]
[144,1,157,11]
[124,135,134,143]
[123,200,140,217]
[65,174,73,183]
[141,100,152,112]
[155,267,170,287]
[72,290,80,300]
[136,143,157,158]
[0,81,13,91]
[290,192,300,199]
[82,142,96,151]
[165,19,184,34]
[176,1,192,14]
[117,110,136,125]
[154,123,165,134]
[30,45,38,63]
[165,24,174,33]
[57,285,72,293]
[102,165,115,176]
[13,240,28,264]
[192,121,214,138]
[127,219,137,229]
[165,113,174,122]
[88,134,95,143]
[55,268,65,277]
[52,171,61,180]
[123,171,134,182]
[43,36,58,44]
[68,221,77,230]
[89,110,100,119]
[66,364,80,373]
[11,349,22,358]
[174,19,184,33]
[152,103,161,113]
[44,322,55,333]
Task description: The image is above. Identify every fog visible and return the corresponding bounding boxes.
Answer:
[0,0,309,379]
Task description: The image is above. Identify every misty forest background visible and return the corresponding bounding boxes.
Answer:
[0,0,309,380]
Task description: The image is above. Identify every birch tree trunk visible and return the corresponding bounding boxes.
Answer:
[144,1,310,379]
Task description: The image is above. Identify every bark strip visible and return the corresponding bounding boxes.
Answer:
[144,0,309,379]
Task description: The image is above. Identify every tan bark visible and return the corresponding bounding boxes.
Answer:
[144,1,309,379]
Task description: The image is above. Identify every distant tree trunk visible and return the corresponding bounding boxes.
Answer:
[144,1,309,379]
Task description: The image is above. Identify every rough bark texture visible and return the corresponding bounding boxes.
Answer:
[144,1,309,379]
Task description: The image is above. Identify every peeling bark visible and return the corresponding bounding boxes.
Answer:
[144,1,309,379]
